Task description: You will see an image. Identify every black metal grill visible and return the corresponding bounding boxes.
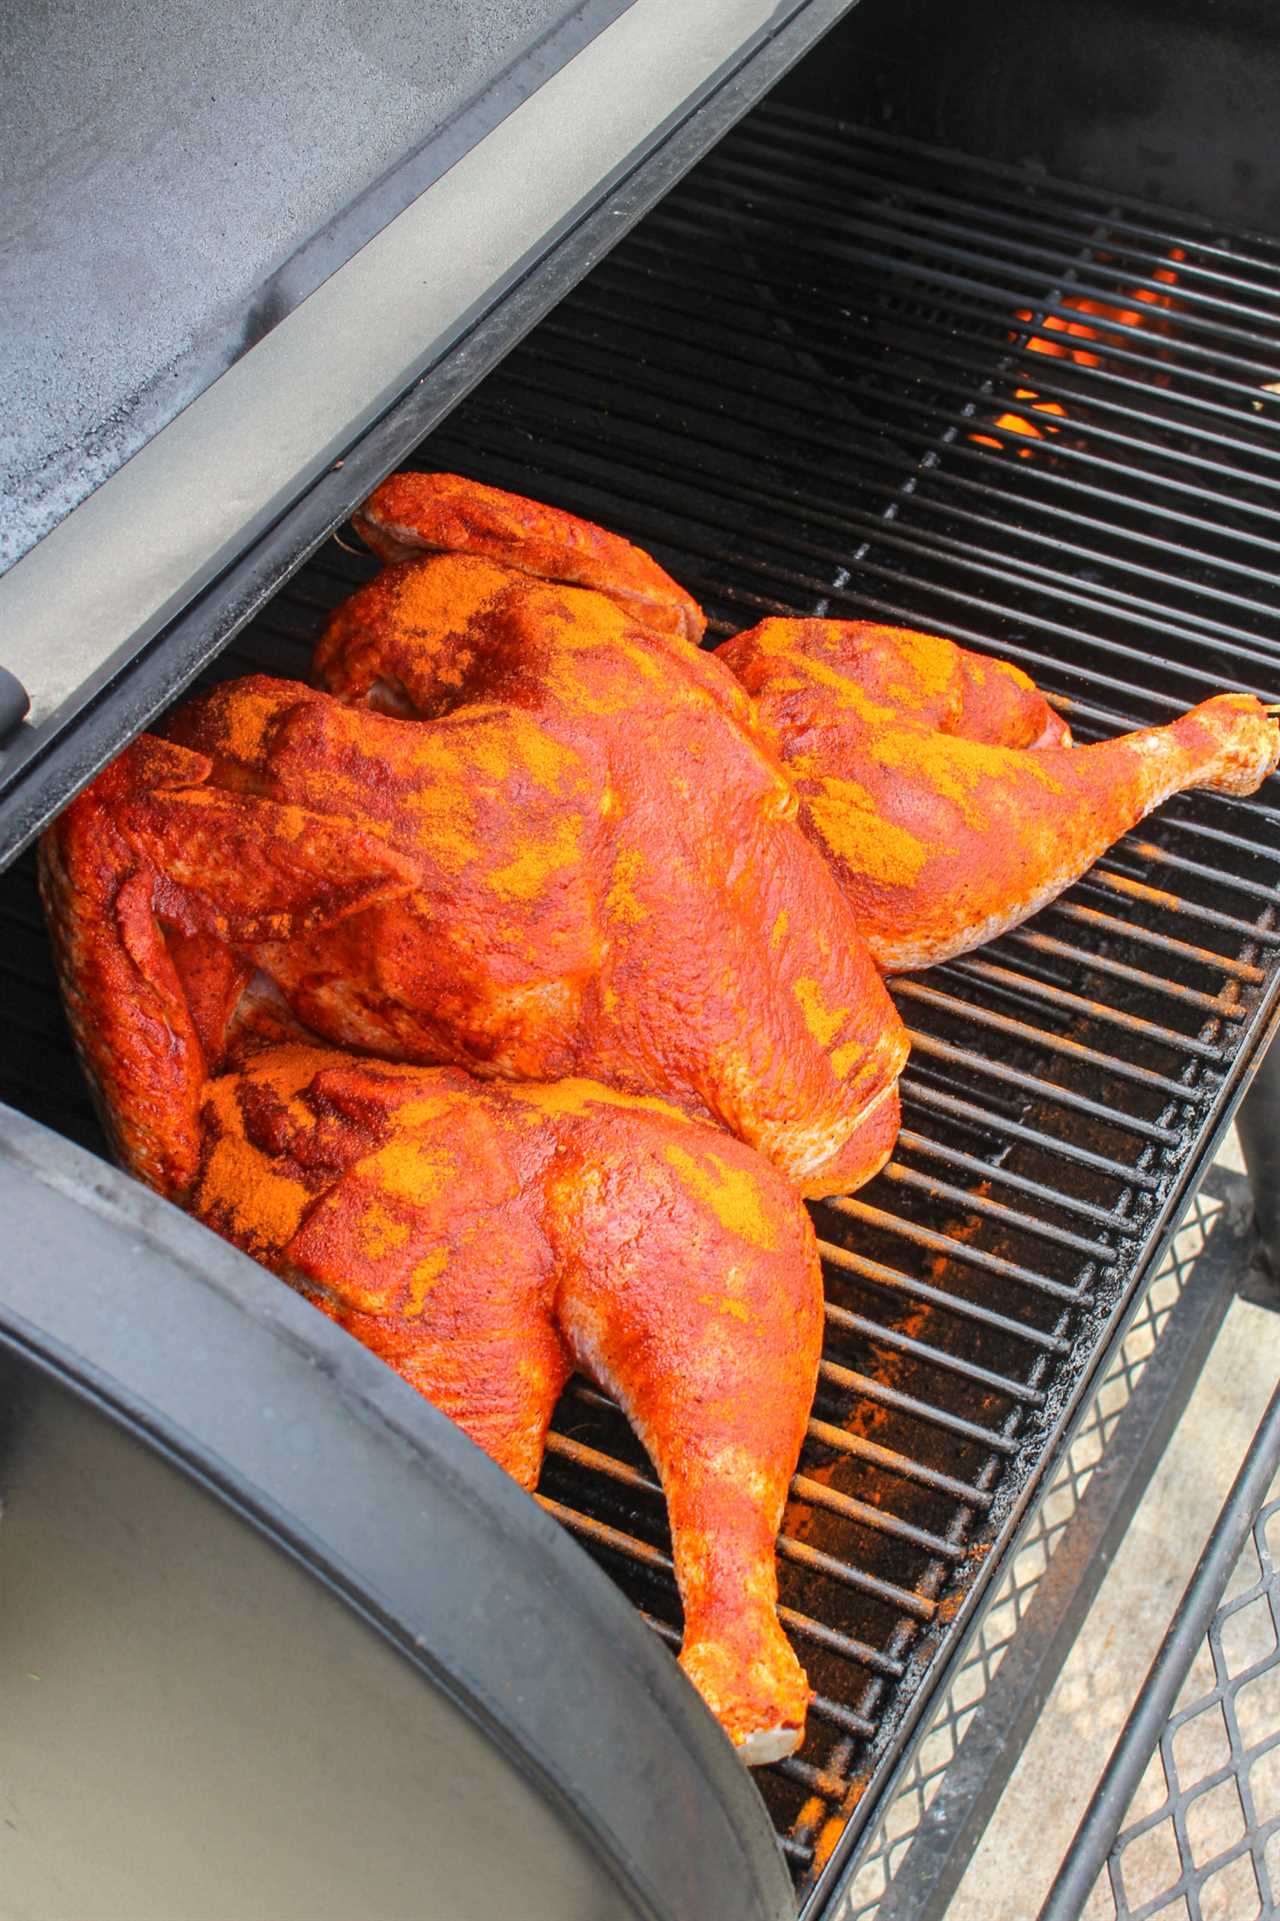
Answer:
[5,101,1280,1917]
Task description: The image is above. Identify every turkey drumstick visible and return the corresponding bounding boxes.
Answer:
[722,616,1279,972]
[218,1052,824,1765]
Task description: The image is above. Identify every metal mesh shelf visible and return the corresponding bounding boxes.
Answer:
[1042,1384,1280,1920]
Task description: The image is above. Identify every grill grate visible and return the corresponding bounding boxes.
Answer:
[5,105,1280,1914]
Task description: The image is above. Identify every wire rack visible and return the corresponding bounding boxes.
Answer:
[407,108,1280,1906]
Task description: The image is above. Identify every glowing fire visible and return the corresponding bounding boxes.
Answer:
[969,389,1067,456]
[967,249,1185,453]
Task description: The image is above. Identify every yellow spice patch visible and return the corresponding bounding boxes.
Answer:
[749,620,810,659]
[487,813,583,902]
[510,714,585,794]
[215,685,289,763]
[361,1139,456,1204]
[404,1247,449,1319]
[395,746,481,873]
[391,552,510,633]
[604,847,647,925]
[404,811,478,877]
[770,909,790,950]
[378,1090,462,1130]
[696,1292,752,1323]
[865,726,1062,832]
[462,728,515,784]
[805,777,929,886]
[617,635,670,686]
[831,1038,870,1082]
[763,639,902,725]
[792,975,850,1051]
[511,1079,686,1124]
[198,1130,309,1250]
[544,658,633,718]
[392,719,483,781]
[358,1200,412,1259]
[883,627,957,698]
[663,1143,777,1251]
[246,1048,334,1101]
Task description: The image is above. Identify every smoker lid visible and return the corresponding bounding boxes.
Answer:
[0,0,630,579]
[0,1102,794,1921]
[0,0,855,864]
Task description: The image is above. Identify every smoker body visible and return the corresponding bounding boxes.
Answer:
[4,3,1280,1915]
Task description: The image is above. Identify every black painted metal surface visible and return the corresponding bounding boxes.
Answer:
[6,108,1280,1917]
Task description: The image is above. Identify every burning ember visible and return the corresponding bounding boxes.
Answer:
[968,249,1185,452]
[970,388,1067,455]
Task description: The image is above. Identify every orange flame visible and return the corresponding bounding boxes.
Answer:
[1016,247,1185,363]
[969,389,1067,456]
[968,250,1185,452]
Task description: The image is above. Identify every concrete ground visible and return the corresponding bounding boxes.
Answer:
[943,1129,1280,1921]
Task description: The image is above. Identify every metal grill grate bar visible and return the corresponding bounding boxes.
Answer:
[818,1243,1075,1349]
[939,958,1226,1063]
[828,1195,1088,1299]
[893,980,1210,1104]
[1121,837,1280,906]
[466,379,1280,621]
[738,115,1280,308]
[758,107,1280,278]
[803,1419,994,1507]
[890,1131,1132,1229]
[819,1359,1019,1459]
[822,1301,1047,1407]
[900,1081,1163,1183]
[879,1161,1113,1260]
[1002,930,1251,1020]
[663,174,1280,384]
[702,146,1280,349]
[576,260,1280,508]
[459,386,1280,750]
[496,341,1280,707]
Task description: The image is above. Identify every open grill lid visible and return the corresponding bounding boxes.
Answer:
[0,0,857,871]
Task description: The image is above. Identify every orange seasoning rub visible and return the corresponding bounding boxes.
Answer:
[306,557,911,1197]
